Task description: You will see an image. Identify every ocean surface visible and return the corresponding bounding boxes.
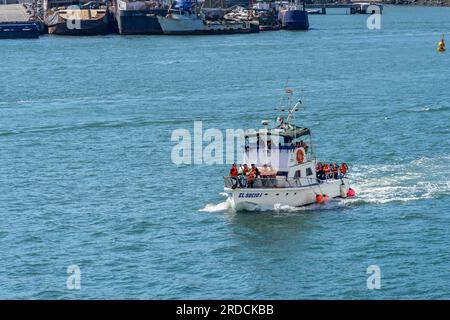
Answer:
[1,6,449,299]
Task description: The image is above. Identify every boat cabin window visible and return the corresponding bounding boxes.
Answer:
[294,170,301,179]
[306,168,313,176]
[244,135,297,149]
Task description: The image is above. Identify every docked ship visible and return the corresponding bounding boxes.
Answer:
[45,2,110,36]
[115,0,168,35]
[251,1,281,31]
[0,3,41,39]
[157,0,259,35]
[223,90,354,211]
[278,0,309,30]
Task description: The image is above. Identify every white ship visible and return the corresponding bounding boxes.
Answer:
[224,90,354,211]
[157,0,258,35]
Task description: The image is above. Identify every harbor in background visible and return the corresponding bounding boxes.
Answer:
[0,0,384,38]
[0,2,40,38]
[1,5,450,300]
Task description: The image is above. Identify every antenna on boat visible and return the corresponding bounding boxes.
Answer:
[286,100,302,124]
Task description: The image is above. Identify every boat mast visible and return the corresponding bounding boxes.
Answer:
[286,100,301,124]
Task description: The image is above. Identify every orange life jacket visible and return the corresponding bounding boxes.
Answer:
[340,163,348,174]
[324,165,330,174]
[332,164,338,173]
[230,167,238,177]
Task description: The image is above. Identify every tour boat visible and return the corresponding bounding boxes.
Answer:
[224,90,353,211]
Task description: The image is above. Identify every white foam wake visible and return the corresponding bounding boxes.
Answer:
[345,155,450,205]
[199,193,234,212]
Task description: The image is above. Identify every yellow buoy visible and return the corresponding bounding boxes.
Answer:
[437,35,445,53]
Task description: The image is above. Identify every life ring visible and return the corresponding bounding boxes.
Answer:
[296,148,305,164]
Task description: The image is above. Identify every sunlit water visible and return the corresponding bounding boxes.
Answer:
[0,6,449,299]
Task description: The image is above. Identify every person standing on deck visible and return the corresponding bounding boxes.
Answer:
[323,163,331,179]
[251,164,261,179]
[340,163,348,178]
[316,162,323,180]
[268,164,277,187]
[230,163,238,189]
[239,164,249,187]
[260,164,270,187]
[247,168,256,188]
[331,163,339,179]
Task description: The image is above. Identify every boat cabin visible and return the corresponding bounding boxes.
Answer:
[242,120,316,180]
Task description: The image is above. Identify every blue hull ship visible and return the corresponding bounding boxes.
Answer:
[115,0,168,35]
[279,1,309,31]
[0,22,40,39]
[281,9,309,30]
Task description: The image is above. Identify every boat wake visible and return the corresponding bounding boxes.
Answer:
[345,155,450,205]
[199,193,234,213]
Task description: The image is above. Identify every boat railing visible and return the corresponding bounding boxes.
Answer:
[223,176,321,189]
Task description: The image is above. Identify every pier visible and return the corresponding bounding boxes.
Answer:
[0,4,32,22]
[0,3,40,38]
[305,2,383,15]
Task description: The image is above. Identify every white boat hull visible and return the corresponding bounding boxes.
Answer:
[226,178,350,211]
[157,15,254,35]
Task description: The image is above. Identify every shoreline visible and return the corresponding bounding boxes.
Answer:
[331,1,450,7]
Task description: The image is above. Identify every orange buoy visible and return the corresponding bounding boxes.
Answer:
[316,194,323,204]
[347,188,356,198]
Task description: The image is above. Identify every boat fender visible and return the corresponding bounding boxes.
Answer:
[347,188,356,198]
[315,194,323,204]
[296,148,305,164]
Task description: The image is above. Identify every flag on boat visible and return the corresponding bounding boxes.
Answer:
[275,116,283,124]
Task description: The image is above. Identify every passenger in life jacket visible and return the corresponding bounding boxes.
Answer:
[316,162,323,180]
[230,163,239,189]
[238,164,249,187]
[247,165,257,188]
[323,164,331,179]
[331,163,339,179]
[251,164,261,178]
[340,163,348,177]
